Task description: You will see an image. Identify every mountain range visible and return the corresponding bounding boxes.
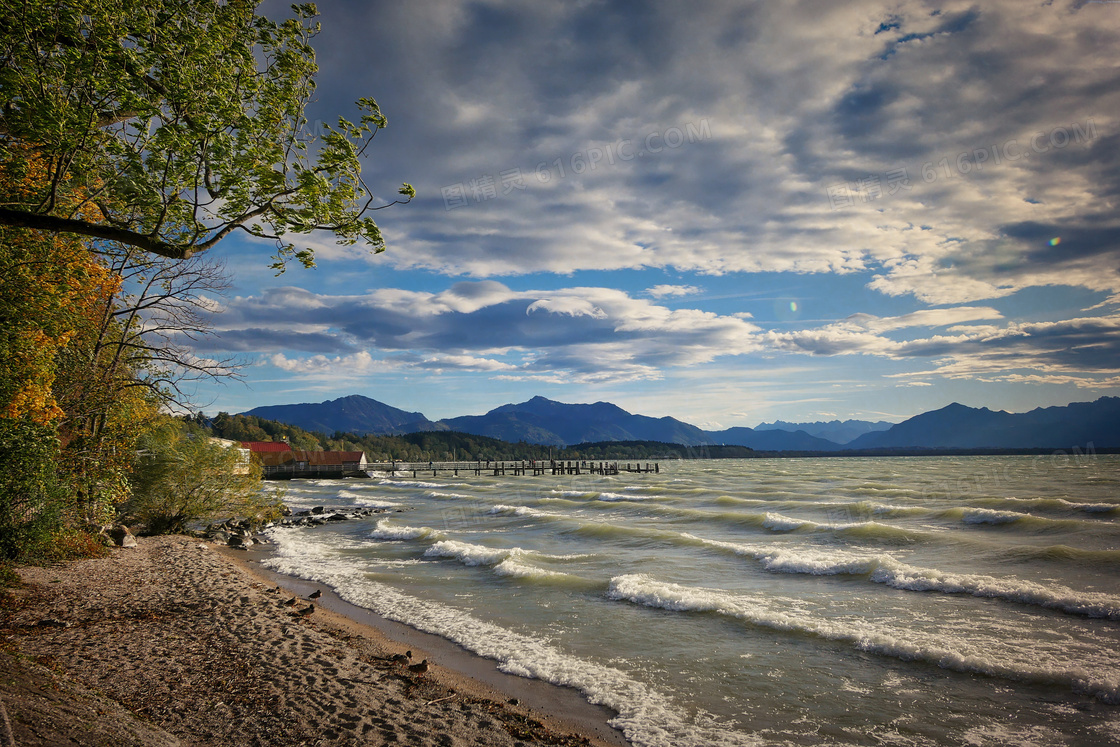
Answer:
[240,394,1120,451]
[754,419,894,445]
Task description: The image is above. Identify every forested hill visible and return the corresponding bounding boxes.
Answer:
[196,413,755,462]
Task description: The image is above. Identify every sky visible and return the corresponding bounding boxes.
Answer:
[189,0,1120,429]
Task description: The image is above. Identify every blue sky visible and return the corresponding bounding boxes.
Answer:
[189,0,1120,428]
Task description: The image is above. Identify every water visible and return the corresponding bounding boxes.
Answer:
[260,455,1120,746]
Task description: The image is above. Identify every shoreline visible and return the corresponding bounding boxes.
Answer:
[1,534,627,747]
[226,540,628,746]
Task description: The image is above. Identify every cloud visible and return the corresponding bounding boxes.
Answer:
[771,310,1120,388]
[647,284,701,298]
[214,282,762,383]
[268,351,387,377]
[209,281,1117,391]
[526,298,607,319]
[764,306,1005,356]
[296,0,1119,306]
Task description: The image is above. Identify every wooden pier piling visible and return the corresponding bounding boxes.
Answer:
[368,459,659,479]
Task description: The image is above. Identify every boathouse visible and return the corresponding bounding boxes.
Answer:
[240,441,369,479]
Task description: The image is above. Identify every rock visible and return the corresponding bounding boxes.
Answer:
[227,535,254,548]
[310,506,326,515]
[326,513,347,522]
[107,524,138,548]
[211,530,231,543]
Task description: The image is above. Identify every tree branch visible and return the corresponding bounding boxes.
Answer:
[0,207,194,259]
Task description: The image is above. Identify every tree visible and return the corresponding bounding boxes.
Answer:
[127,416,277,534]
[0,0,412,271]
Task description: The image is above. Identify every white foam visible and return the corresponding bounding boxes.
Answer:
[426,490,470,499]
[607,574,1120,703]
[350,497,402,509]
[962,508,1029,525]
[489,504,559,519]
[596,491,649,502]
[683,534,1120,621]
[260,531,757,746]
[1079,503,1119,514]
[379,478,454,489]
[762,513,815,532]
[336,489,401,509]
[369,519,437,541]
[424,539,512,566]
[988,496,1119,514]
[493,557,572,581]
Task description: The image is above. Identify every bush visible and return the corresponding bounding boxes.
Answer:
[126,418,279,534]
[0,418,67,561]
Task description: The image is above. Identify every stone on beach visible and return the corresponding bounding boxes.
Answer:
[104,524,138,548]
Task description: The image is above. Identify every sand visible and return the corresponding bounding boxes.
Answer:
[0,535,627,746]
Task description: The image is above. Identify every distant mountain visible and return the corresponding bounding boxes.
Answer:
[442,395,714,447]
[705,426,842,451]
[847,397,1120,449]
[241,394,441,436]
[239,393,1119,452]
[754,419,894,445]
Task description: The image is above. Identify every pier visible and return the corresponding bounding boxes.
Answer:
[366,459,659,478]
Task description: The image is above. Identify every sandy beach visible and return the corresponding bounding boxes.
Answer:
[0,535,625,746]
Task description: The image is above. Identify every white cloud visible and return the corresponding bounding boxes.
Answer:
[221,283,761,383]
[647,284,701,298]
[526,298,607,319]
[268,351,388,377]
[301,0,1120,307]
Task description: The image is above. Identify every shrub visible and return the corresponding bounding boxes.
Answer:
[0,418,66,561]
[126,417,279,534]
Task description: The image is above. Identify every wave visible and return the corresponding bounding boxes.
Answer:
[1000,544,1120,566]
[759,513,930,543]
[423,544,591,573]
[369,519,439,541]
[260,535,757,747]
[425,490,470,499]
[961,508,1033,525]
[488,504,566,521]
[683,534,1120,620]
[607,574,1120,703]
[596,491,654,502]
[944,508,1090,531]
[847,485,929,499]
[333,489,402,508]
[493,557,582,584]
[547,488,656,503]
[762,512,814,532]
[378,478,463,489]
[971,495,1120,516]
[425,539,512,566]
[549,489,598,499]
[835,500,931,518]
